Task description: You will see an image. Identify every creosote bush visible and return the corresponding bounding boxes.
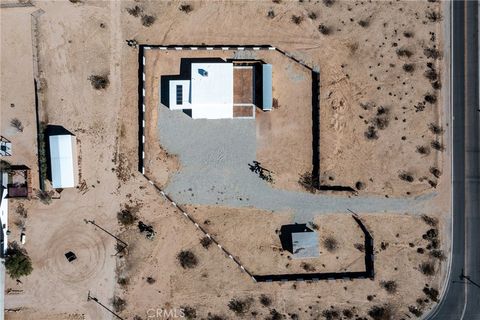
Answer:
[318,24,331,35]
[308,12,317,20]
[88,74,109,90]
[267,10,275,19]
[403,63,415,73]
[399,172,414,182]
[112,296,127,312]
[368,305,393,320]
[323,236,338,252]
[423,286,439,301]
[322,0,335,7]
[179,4,193,13]
[177,250,198,269]
[10,118,24,132]
[380,280,398,294]
[200,236,213,249]
[416,145,430,155]
[228,298,252,315]
[364,126,379,140]
[431,140,445,151]
[126,5,142,17]
[424,47,441,59]
[259,294,272,307]
[117,209,136,226]
[429,167,442,179]
[396,48,413,58]
[141,15,156,27]
[428,123,443,134]
[358,19,369,27]
[420,261,436,276]
[291,15,303,25]
[181,306,197,320]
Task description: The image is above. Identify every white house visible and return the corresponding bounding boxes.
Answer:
[49,134,77,188]
[168,61,272,119]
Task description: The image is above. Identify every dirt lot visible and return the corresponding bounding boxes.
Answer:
[117,203,447,320]
[0,1,450,319]
[0,6,40,191]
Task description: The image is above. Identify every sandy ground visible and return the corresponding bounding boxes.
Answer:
[0,0,450,319]
[118,203,447,320]
[0,7,40,191]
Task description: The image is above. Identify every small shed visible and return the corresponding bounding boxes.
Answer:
[279,223,319,259]
[48,127,77,189]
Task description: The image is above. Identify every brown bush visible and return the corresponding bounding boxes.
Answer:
[126,5,142,17]
[322,0,335,7]
[291,15,303,25]
[318,24,331,35]
[179,4,193,13]
[10,118,24,132]
[424,47,441,59]
[429,167,442,179]
[177,250,198,269]
[358,19,369,28]
[416,145,430,155]
[88,74,109,90]
[368,305,393,320]
[323,236,338,252]
[267,10,275,19]
[399,172,414,182]
[403,63,415,73]
[181,306,197,320]
[364,126,379,140]
[308,12,317,20]
[259,294,272,307]
[380,280,398,294]
[111,296,127,312]
[431,140,445,151]
[228,297,252,315]
[141,15,156,27]
[419,261,436,276]
[117,209,136,226]
[428,123,443,134]
[200,236,213,249]
[396,48,413,58]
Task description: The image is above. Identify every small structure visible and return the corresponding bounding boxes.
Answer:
[0,137,12,157]
[5,165,30,198]
[47,126,77,189]
[65,251,77,262]
[0,171,9,254]
[167,60,272,119]
[279,224,319,259]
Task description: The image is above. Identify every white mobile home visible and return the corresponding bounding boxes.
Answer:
[49,134,77,188]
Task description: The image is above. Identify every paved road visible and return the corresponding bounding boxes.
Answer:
[427,1,479,319]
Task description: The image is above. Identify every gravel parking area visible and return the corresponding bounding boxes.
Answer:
[159,105,426,221]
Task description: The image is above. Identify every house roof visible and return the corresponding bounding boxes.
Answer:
[190,63,233,119]
[49,135,76,188]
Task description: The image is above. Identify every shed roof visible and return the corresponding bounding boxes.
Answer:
[292,231,319,259]
[49,135,76,188]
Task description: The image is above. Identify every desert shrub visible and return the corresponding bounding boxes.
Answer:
[323,236,338,252]
[431,140,445,151]
[403,63,415,73]
[417,247,425,254]
[267,10,275,18]
[428,123,443,134]
[424,47,441,59]
[423,228,439,241]
[416,145,430,155]
[200,236,213,249]
[364,126,379,140]
[308,221,319,230]
[146,276,156,284]
[424,69,438,81]
[424,93,437,104]
[430,250,446,260]
[36,190,52,205]
[399,172,414,182]
[322,0,335,7]
[423,286,439,301]
[272,0,281,3]
[88,74,109,90]
[318,24,331,35]
[141,15,156,27]
[342,309,354,318]
[117,209,136,226]
[426,10,442,22]
[16,203,27,218]
[112,296,126,312]
[228,298,252,315]
[207,315,226,320]
[308,12,317,20]
[322,308,340,320]
[10,118,24,132]
[181,306,197,320]
[403,31,414,38]
[267,309,283,320]
[373,116,389,130]
[117,277,129,286]
[408,306,423,317]
[420,261,436,276]
[126,5,142,17]
[177,250,198,269]
[380,280,398,294]
[179,4,193,13]
[396,48,413,58]
[415,102,426,112]
[354,243,365,252]
[422,214,439,226]
[368,305,393,320]
[355,181,365,190]
[259,294,272,307]
[428,179,438,188]
[432,80,442,90]
[358,19,369,27]
[4,243,33,279]
[299,171,319,192]
[291,15,303,24]
[429,167,442,179]
[300,262,315,272]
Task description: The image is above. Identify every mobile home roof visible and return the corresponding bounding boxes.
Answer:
[49,135,75,188]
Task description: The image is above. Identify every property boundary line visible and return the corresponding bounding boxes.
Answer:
[137,44,373,282]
